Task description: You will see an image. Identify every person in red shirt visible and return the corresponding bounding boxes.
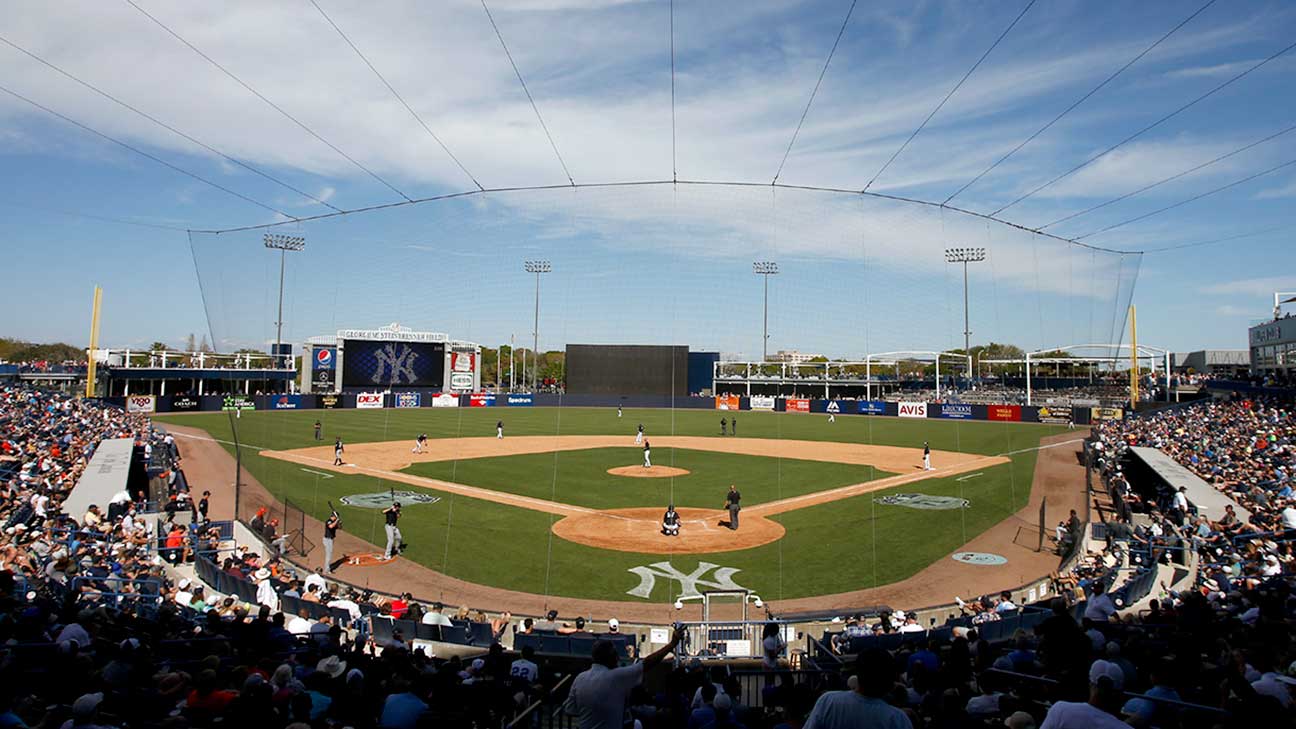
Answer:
[390,593,410,619]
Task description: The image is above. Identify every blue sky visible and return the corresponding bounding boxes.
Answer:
[1,0,1293,358]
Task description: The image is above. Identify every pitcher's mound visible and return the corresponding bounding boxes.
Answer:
[552,507,784,554]
[607,465,690,478]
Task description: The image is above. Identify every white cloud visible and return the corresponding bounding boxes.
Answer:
[1204,276,1296,297]
[1165,60,1262,79]
[1255,176,1296,199]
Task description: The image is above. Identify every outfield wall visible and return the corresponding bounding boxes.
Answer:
[115,392,1115,425]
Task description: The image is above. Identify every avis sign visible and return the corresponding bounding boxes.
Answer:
[625,561,749,600]
[897,401,928,418]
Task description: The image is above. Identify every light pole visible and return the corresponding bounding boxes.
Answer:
[944,247,985,383]
[524,260,551,392]
[753,261,779,361]
[264,233,306,369]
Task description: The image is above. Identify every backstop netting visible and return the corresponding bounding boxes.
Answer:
[187,182,1139,620]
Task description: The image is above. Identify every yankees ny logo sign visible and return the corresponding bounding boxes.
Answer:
[625,561,748,599]
[371,343,419,385]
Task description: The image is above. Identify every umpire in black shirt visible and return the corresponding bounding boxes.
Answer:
[725,484,742,530]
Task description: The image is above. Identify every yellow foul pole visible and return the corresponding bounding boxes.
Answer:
[1128,304,1138,409]
[85,286,102,399]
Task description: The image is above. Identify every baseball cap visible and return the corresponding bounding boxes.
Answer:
[1003,711,1036,729]
[1089,659,1125,690]
[471,658,485,672]
[607,618,619,632]
[72,692,104,718]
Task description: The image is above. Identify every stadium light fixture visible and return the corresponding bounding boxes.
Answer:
[944,247,986,381]
[524,260,552,392]
[753,261,779,361]
[264,233,306,368]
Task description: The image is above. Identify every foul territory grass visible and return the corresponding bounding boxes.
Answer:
[402,447,892,510]
[156,407,1071,602]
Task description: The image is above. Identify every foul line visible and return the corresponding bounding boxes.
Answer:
[300,468,334,479]
[956,472,984,482]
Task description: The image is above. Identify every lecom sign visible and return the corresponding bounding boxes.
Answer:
[356,392,384,409]
[897,402,928,418]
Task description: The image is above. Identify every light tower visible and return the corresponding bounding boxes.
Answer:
[524,260,551,392]
[752,261,779,361]
[944,247,986,381]
[264,233,306,368]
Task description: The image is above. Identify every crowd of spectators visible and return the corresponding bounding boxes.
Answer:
[4,382,1296,728]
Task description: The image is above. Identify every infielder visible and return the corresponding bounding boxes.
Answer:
[412,433,428,454]
[497,420,504,439]
[923,441,932,471]
[635,424,644,445]
[323,511,341,574]
[661,504,680,537]
[643,439,652,468]
[382,502,403,560]
[333,437,344,466]
[617,405,623,418]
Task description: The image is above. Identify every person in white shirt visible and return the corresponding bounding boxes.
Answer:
[287,610,314,635]
[1281,503,1296,530]
[173,579,194,607]
[510,646,540,684]
[804,648,912,729]
[254,568,279,611]
[566,627,684,729]
[328,592,362,622]
[1083,582,1118,622]
[1039,660,1131,729]
[304,568,327,595]
[421,602,454,627]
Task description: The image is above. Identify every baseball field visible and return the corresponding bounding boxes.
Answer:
[155,407,1076,608]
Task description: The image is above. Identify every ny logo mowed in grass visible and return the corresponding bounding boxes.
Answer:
[625,561,749,599]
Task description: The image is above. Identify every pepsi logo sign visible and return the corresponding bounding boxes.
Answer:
[316,349,333,366]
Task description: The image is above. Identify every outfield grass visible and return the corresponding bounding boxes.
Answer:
[156,407,1070,602]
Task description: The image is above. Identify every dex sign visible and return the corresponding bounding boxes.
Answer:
[356,392,384,409]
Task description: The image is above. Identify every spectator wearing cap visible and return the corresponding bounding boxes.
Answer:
[253,568,278,611]
[420,602,453,627]
[1082,582,1117,623]
[1036,660,1128,729]
[533,609,559,632]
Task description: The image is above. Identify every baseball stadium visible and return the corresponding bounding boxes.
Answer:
[3,3,1295,728]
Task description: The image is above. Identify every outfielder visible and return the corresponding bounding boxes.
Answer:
[412,433,428,454]
[643,439,652,468]
[323,510,341,574]
[923,441,932,471]
[382,502,403,560]
[635,424,644,445]
[828,412,836,423]
[333,436,344,466]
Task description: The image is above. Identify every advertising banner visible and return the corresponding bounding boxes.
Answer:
[1091,407,1124,421]
[938,403,974,420]
[858,400,887,415]
[126,395,156,414]
[342,340,444,388]
[469,393,496,407]
[506,393,534,406]
[221,395,255,412]
[169,396,200,412]
[715,395,741,411]
[750,395,775,411]
[356,392,384,409]
[431,392,460,408]
[448,352,476,391]
[318,394,341,409]
[311,346,337,390]
[897,401,928,418]
[987,404,1021,422]
[1036,405,1073,425]
[270,394,302,410]
[393,392,421,408]
[785,398,810,413]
